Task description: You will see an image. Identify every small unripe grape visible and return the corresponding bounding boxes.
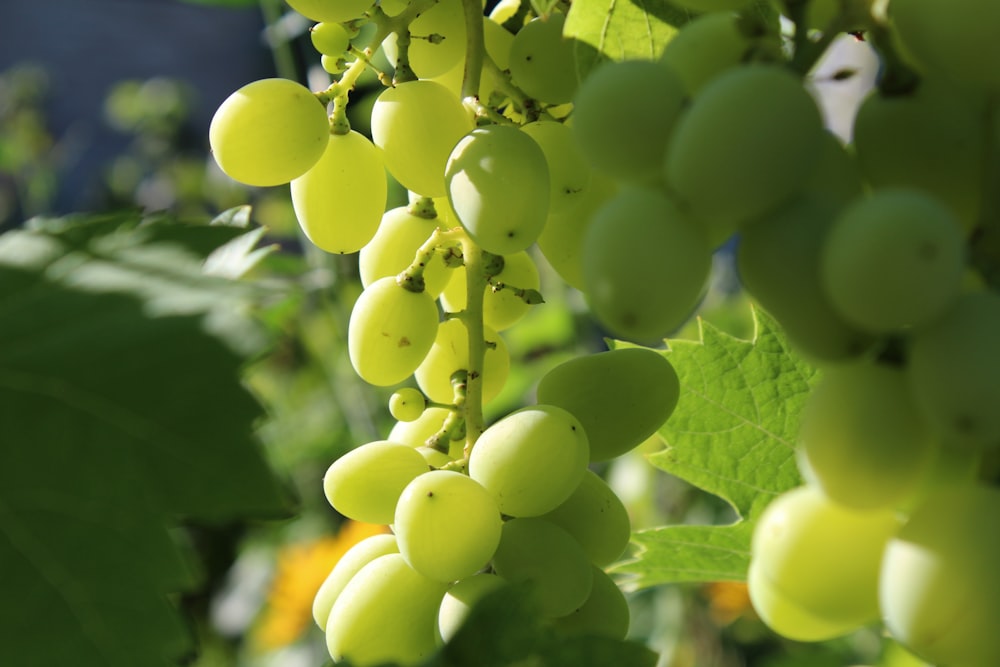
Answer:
[445,125,550,256]
[389,388,426,422]
[310,22,350,56]
[209,78,329,187]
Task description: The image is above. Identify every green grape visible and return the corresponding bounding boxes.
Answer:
[209,78,329,187]
[323,440,429,524]
[394,470,503,583]
[737,194,876,362]
[415,319,510,405]
[371,80,473,197]
[359,205,451,297]
[820,189,965,333]
[348,276,440,387]
[801,131,864,203]
[520,120,592,215]
[581,187,711,342]
[437,573,507,642]
[797,362,937,511]
[390,406,452,447]
[445,125,550,255]
[889,0,1000,89]
[852,79,986,232]
[880,484,1000,667]
[468,404,589,517]
[748,485,900,641]
[439,251,541,331]
[508,12,578,104]
[313,534,398,629]
[551,566,630,640]
[320,54,347,75]
[431,16,514,103]
[389,387,426,422]
[415,445,454,467]
[536,170,617,291]
[906,291,1000,450]
[664,64,824,232]
[491,517,593,618]
[660,12,781,96]
[326,553,448,666]
[571,59,687,185]
[536,348,680,462]
[291,129,387,254]
[286,0,374,23]
[382,0,466,78]
[540,470,631,567]
[310,22,350,56]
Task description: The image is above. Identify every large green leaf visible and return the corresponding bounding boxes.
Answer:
[0,213,292,666]
[616,308,819,587]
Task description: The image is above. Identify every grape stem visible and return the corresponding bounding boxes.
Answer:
[459,236,489,456]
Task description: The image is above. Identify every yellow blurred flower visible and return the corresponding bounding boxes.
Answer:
[701,580,752,626]
[254,521,388,650]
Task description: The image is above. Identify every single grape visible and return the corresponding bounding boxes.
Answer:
[209,78,329,187]
[359,205,452,297]
[749,485,900,641]
[439,252,541,331]
[906,291,1000,450]
[820,188,965,333]
[880,484,1000,667]
[889,0,1000,89]
[468,404,589,517]
[571,59,687,185]
[490,517,593,618]
[737,194,876,362]
[540,470,631,567]
[382,0,466,78]
[313,533,398,629]
[664,64,824,232]
[581,187,711,342]
[797,362,937,510]
[348,276,439,387]
[445,125,550,256]
[310,22,350,57]
[389,387,426,422]
[520,120,592,215]
[414,319,510,405]
[660,11,781,96]
[508,12,578,104]
[437,573,507,642]
[852,79,986,232]
[371,80,473,197]
[394,470,503,583]
[286,0,374,23]
[325,553,448,666]
[290,129,387,254]
[550,565,630,640]
[322,440,429,524]
[536,347,680,462]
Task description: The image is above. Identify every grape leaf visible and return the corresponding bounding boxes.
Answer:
[616,308,818,587]
[564,0,695,77]
[0,214,292,666]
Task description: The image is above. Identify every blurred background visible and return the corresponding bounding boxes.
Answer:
[0,2,888,666]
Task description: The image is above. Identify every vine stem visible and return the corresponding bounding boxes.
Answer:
[460,235,488,456]
[460,0,485,102]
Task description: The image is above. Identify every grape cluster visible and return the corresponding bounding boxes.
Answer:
[207,0,1000,664]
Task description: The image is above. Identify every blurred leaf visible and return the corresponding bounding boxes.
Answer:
[0,214,293,666]
[616,308,818,587]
